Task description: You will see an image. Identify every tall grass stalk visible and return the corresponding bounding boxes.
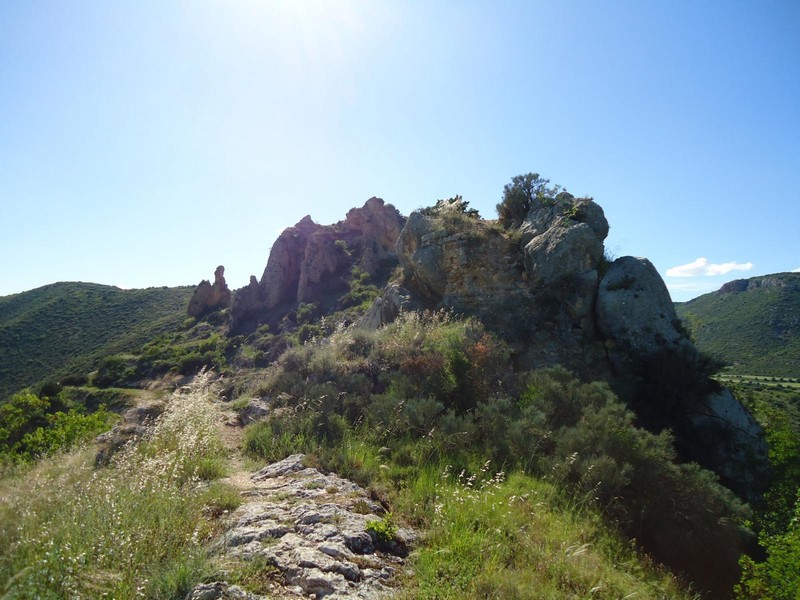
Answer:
[0,371,228,599]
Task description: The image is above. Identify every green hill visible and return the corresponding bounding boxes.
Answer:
[675,272,800,378]
[0,282,194,400]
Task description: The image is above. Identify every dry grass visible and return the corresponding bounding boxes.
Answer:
[0,370,232,599]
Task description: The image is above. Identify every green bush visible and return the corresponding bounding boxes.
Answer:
[12,407,116,460]
[338,266,380,310]
[737,493,800,599]
[95,354,137,387]
[0,390,117,464]
[366,513,398,544]
[734,385,800,598]
[496,172,561,229]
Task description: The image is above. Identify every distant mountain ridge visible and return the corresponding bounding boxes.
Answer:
[0,282,193,399]
[675,272,800,378]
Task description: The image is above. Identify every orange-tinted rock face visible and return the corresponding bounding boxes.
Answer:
[230,198,405,331]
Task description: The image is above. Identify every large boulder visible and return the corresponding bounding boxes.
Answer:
[688,388,769,493]
[520,195,609,245]
[359,283,423,330]
[596,256,688,365]
[596,256,768,497]
[524,222,604,288]
[521,197,609,287]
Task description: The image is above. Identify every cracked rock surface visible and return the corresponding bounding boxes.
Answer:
[211,454,413,599]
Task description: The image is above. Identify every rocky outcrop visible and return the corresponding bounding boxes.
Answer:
[185,582,265,600]
[358,284,423,331]
[390,196,609,333]
[393,207,531,331]
[217,190,768,499]
[95,403,163,465]
[231,199,405,331]
[596,256,690,371]
[720,274,799,294]
[214,454,412,599]
[188,266,232,318]
[520,197,608,288]
[372,196,767,498]
[263,216,322,309]
[688,388,769,492]
[595,257,768,495]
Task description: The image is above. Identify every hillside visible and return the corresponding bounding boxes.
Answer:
[675,273,800,378]
[0,282,194,400]
[0,187,794,599]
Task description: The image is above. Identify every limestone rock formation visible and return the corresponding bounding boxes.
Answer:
[689,388,768,492]
[231,198,405,331]
[221,191,767,499]
[368,195,767,498]
[595,256,768,493]
[394,206,531,330]
[720,274,798,294]
[188,266,232,318]
[359,283,422,331]
[95,402,163,465]
[596,256,690,370]
[521,196,608,288]
[185,582,265,600]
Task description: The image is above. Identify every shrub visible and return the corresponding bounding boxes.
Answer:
[737,492,800,599]
[12,406,116,460]
[519,368,750,596]
[496,172,561,229]
[94,354,137,387]
[338,266,380,310]
[0,390,117,464]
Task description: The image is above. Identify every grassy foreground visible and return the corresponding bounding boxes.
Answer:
[1,308,755,598]
[0,372,697,599]
[0,371,237,599]
[241,421,698,599]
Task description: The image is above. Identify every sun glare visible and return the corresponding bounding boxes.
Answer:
[237,0,368,72]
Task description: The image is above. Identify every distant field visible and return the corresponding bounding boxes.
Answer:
[717,373,800,391]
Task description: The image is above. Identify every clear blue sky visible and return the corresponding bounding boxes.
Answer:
[1,1,798,301]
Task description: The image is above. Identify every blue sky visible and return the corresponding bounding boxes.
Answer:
[1,1,798,302]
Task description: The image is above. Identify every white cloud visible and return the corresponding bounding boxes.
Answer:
[666,281,718,293]
[793,267,800,273]
[666,257,754,278]
[666,281,722,302]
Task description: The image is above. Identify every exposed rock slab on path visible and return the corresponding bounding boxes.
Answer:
[213,454,412,599]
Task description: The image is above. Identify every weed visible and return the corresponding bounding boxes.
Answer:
[366,514,398,545]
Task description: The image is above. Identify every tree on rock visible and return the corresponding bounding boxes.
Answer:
[497,172,559,229]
